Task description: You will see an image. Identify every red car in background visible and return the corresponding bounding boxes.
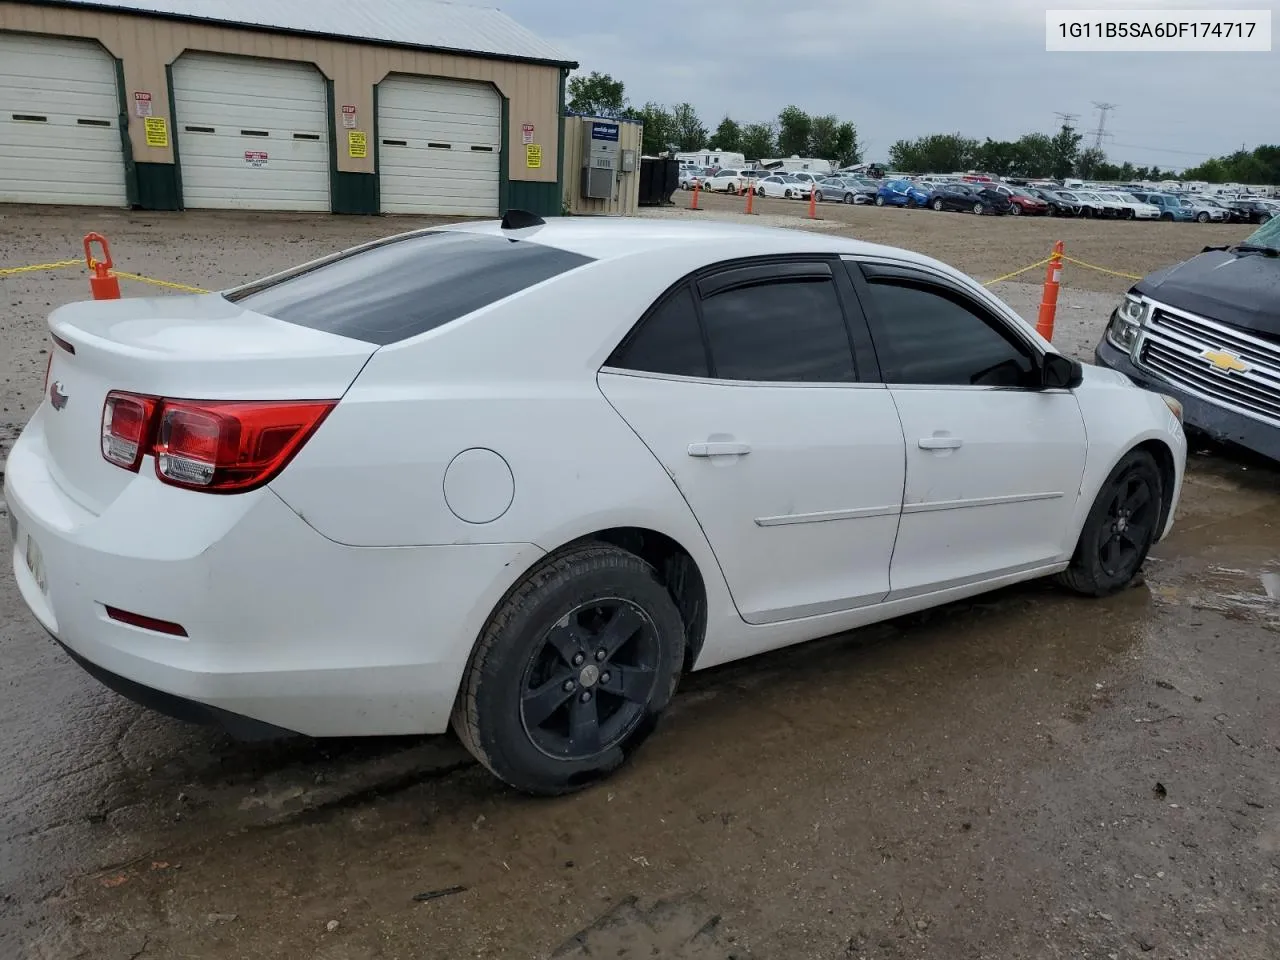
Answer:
[990,184,1050,216]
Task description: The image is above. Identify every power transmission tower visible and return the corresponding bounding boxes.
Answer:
[1054,111,1079,128]
[1089,102,1117,151]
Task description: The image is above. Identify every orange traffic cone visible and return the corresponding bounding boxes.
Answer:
[84,233,121,300]
[1036,241,1065,341]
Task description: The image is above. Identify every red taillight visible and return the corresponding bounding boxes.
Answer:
[100,393,335,493]
[102,392,160,471]
[105,605,188,637]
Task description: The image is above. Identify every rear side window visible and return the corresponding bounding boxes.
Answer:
[224,231,593,345]
[609,287,709,378]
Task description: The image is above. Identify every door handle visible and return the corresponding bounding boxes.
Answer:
[919,436,963,450]
[688,441,751,457]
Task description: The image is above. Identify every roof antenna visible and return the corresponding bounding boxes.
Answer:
[501,209,545,230]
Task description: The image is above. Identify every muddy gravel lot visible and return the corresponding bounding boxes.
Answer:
[1,204,1277,960]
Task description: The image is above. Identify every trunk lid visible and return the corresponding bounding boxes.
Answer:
[41,293,375,514]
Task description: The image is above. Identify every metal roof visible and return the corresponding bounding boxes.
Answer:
[41,0,576,66]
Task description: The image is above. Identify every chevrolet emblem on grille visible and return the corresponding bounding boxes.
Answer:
[1200,349,1250,374]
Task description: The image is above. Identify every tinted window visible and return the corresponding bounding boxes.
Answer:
[609,286,709,378]
[863,278,1035,388]
[700,277,855,383]
[226,232,593,346]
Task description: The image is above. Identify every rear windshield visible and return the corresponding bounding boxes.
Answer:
[224,231,594,345]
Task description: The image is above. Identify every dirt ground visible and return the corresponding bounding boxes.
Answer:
[1,204,1277,960]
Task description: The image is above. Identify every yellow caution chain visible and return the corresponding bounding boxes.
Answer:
[0,259,82,277]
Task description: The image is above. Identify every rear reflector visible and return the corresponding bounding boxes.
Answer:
[104,605,189,637]
[100,392,336,493]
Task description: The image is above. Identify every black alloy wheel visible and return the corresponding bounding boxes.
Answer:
[519,598,662,762]
[452,544,685,795]
[1058,450,1164,597]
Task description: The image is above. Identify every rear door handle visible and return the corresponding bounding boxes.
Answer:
[919,436,963,450]
[688,441,751,457]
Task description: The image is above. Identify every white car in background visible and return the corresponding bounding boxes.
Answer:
[1078,191,1129,218]
[679,166,708,190]
[705,168,758,193]
[1179,196,1228,223]
[1099,192,1162,220]
[755,174,813,199]
[5,215,1186,796]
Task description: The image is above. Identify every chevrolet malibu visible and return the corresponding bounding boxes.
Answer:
[6,215,1187,795]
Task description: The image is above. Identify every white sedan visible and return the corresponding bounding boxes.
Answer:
[754,175,813,199]
[6,215,1186,796]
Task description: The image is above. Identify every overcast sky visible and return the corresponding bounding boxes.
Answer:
[492,0,1277,170]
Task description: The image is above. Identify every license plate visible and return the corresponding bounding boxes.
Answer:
[25,532,47,595]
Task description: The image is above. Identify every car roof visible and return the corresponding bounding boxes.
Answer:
[437,216,940,269]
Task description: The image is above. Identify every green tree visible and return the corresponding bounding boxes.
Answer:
[712,116,742,153]
[889,133,977,173]
[669,102,708,152]
[1050,123,1083,179]
[808,114,840,161]
[776,105,811,157]
[566,71,629,118]
[740,122,776,161]
[1076,146,1107,179]
[1010,133,1055,177]
[833,121,860,168]
[638,102,676,155]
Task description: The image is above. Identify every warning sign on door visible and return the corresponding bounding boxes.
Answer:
[525,143,542,168]
[521,122,535,144]
[143,116,168,147]
[341,104,357,129]
[348,130,367,158]
[244,150,269,168]
[133,92,152,117]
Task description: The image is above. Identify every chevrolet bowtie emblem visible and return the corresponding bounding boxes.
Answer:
[49,381,69,411]
[1200,348,1250,374]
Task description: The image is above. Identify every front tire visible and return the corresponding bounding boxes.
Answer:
[844,192,855,204]
[875,195,885,206]
[1057,450,1164,597]
[1009,203,1022,216]
[932,198,944,211]
[452,544,685,796]
[1197,211,1210,223]
[972,202,985,215]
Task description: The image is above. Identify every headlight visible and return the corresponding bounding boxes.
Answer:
[1106,295,1148,351]
[1162,394,1184,424]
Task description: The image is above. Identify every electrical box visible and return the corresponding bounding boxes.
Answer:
[620,148,637,173]
[581,119,620,200]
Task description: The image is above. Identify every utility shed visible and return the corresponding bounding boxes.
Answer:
[0,0,576,215]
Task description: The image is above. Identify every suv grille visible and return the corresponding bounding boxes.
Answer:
[1138,305,1280,425]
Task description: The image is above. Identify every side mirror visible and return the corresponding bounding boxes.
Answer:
[1041,353,1084,390]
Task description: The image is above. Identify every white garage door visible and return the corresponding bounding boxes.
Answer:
[0,33,127,206]
[172,53,329,211]
[378,76,501,216]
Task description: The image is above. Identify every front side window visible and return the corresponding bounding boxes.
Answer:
[699,276,856,383]
[861,275,1036,388]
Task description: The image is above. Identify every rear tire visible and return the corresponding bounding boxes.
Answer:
[452,544,685,796]
[1056,450,1164,598]
[932,199,944,211]
[875,195,885,206]
[1197,211,1210,223]
[1009,203,1021,215]
[844,192,855,204]
[972,202,985,215]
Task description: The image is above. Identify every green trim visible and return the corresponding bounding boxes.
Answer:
[134,163,181,211]
[498,94,510,214]
[29,1,580,69]
[505,182,561,217]
[111,56,139,207]
[372,82,382,212]
[325,78,338,213]
[164,62,185,210]
[556,67,568,215]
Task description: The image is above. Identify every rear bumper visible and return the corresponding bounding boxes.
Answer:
[5,414,545,737]
[1095,337,1280,463]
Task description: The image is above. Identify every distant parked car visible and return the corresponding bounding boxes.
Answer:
[679,167,708,190]
[1076,191,1129,219]
[989,184,1050,216]
[1032,188,1085,217]
[970,187,1013,215]
[1131,192,1196,222]
[755,175,813,199]
[927,182,979,212]
[876,179,932,208]
[705,168,765,193]
[788,172,827,189]
[1055,189,1106,218]
[1194,196,1247,222]
[1179,196,1228,223]
[1099,192,1162,220]
[815,177,874,204]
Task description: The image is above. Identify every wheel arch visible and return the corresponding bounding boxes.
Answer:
[1131,438,1179,539]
